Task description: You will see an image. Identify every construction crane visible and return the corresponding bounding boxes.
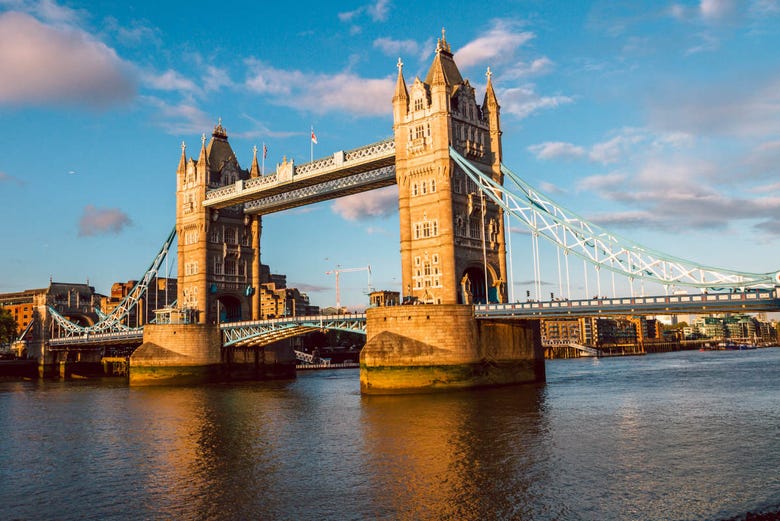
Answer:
[325,265,372,310]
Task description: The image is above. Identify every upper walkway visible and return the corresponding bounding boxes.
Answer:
[203,138,396,214]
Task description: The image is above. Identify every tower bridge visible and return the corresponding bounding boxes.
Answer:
[31,31,780,390]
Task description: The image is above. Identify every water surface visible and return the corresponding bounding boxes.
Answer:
[1,349,778,520]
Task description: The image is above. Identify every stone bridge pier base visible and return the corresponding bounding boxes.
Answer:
[129,324,295,385]
[360,305,545,394]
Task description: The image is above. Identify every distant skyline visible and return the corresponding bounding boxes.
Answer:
[1,0,779,309]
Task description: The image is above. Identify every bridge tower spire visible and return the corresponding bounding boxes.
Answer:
[392,33,508,305]
[176,119,262,324]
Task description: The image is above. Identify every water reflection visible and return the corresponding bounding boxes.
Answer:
[2,350,780,521]
[358,384,562,520]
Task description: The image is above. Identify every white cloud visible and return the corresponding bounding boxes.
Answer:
[141,69,198,93]
[528,142,586,161]
[373,37,419,57]
[589,132,645,164]
[648,75,780,138]
[700,0,738,19]
[503,57,554,80]
[0,12,136,107]
[78,205,132,237]
[454,20,535,69]
[338,0,391,23]
[102,16,161,47]
[576,173,627,192]
[498,85,574,119]
[538,181,565,195]
[578,158,780,234]
[530,128,695,165]
[669,0,742,22]
[245,60,394,117]
[331,186,398,220]
[203,65,233,93]
[143,96,213,135]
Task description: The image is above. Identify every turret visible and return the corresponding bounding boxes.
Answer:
[482,67,502,169]
[392,58,409,126]
[250,145,261,178]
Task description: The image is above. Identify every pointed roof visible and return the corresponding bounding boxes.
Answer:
[206,118,238,172]
[197,133,208,167]
[250,145,260,177]
[483,67,500,109]
[393,57,409,101]
[177,141,187,174]
[424,28,463,87]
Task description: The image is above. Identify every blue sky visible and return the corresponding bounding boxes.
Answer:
[1,0,779,309]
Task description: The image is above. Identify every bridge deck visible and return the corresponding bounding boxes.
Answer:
[203,139,395,210]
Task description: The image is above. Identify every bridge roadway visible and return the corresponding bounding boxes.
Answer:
[45,288,780,348]
[203,138,396,214]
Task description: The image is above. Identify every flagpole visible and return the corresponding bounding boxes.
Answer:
[310,126,314,162]
[261,142,265,176]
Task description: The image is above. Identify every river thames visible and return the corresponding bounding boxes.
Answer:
[1,348,778,521]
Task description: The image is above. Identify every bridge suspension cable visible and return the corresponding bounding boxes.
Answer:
[450,147,778,291]
[49,226,178,335]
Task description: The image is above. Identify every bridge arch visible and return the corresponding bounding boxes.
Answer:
[460,263,500,304]
[216,295,242,323]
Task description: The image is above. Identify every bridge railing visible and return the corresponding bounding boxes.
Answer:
[49,329,143,347]
[221,313,367,329]
[475,288,780,317]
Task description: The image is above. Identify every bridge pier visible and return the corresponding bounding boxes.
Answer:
[129,323,296,385]
[360,305,545,394]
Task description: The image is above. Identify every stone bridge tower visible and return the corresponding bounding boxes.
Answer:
[362,33,543,395]
[176,120,262,324]
[392,31,507,305]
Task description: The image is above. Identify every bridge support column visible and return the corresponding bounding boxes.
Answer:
[360,305,545,394]
[130,324,223,385]
[129,323,296,385]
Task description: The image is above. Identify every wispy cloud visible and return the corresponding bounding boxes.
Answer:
[0,12,136,107]
[498,85,574,119]
[78,205,132,236]
[529,128,695,165]
[538,181,566,195]
[670,0,742,22]
[244,59,394,116]
[528,142,586,161]
[373,37,419,57]
[338,0,391,23]
[141,69,199,94]
[331,186,397,220]
[577,159,780,235]
[142,96,213,135]
[454,20,535,69]
[102,16,162,47]
[5,0,85,26]
[0,170,24,185]
[648,74,780,138]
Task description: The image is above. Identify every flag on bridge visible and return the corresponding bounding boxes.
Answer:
[262,143,267,159]
[311,128,318,144]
